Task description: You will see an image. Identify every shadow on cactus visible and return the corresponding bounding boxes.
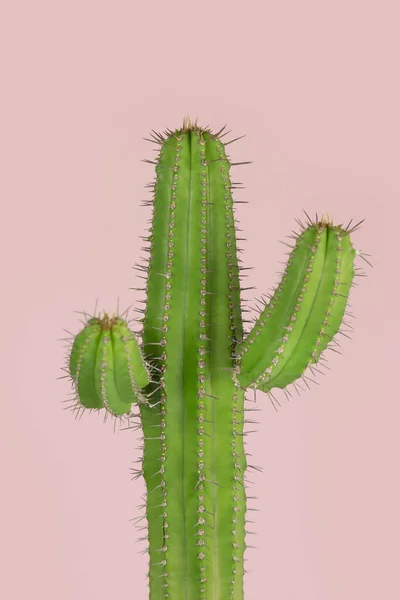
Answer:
[60,117,371,600]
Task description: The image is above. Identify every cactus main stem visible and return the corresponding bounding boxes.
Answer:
[140,124,247,599]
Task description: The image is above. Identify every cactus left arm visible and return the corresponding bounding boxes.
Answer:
[69,315,152,415]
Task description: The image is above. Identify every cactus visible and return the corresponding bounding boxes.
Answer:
[62,117,369,600]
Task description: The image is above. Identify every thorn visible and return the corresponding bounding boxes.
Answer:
[294,217,306,231]
[356,250,373,268]
[218,128,233,139]
[214,123,228,137]
[302,209,314,227]
[143,137,161,145]
[224,134,246,146]
[347,218,365,234]
[279,240,294,249]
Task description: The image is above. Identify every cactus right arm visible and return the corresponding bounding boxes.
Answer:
[234,216,356,394]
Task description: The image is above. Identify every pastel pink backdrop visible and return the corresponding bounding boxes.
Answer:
[0,1,397,599]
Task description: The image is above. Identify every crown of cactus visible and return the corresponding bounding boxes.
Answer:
[62,117,368,600]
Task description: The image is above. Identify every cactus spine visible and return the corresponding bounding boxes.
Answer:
[63,118,366,600]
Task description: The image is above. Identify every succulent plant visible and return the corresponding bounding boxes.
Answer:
[61,117,369,600]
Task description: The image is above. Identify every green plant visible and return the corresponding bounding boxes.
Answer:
[62,117,369,600]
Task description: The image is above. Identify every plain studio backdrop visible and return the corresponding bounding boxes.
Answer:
[0,1,397,599]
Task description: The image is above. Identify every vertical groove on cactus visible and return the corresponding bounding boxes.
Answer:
[62,117,369,600]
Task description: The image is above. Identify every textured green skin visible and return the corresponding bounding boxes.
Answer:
[66,121,359,600]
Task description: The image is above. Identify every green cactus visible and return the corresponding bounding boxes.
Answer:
[62,117,368,600]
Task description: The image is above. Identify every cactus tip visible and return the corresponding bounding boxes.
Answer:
[320,212,334,226]
[182,115,199,130]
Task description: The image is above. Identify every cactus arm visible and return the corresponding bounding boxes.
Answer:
[68,315,151,415]
[235,218,356,393]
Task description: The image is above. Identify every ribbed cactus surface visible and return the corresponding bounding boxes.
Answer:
[63,118,366,600]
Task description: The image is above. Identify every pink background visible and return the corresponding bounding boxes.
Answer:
[0,1,397,599]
